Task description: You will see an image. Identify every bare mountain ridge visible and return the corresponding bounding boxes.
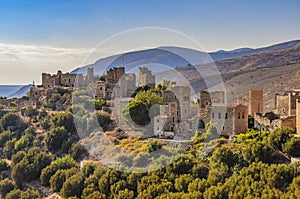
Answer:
[72,40,300,75]
[216,45,300,72]
[210,39,300,60]
[175,45,300,112]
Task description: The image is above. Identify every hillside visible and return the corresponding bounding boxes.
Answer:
[175,46,300,112]
[216,45,300,72]
[210,39,300,61]
[71,40,300,75]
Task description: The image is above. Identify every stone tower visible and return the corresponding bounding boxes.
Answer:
[107,67,125,83]
[138,67,155,88]
[171,86,191,119]
[237,90,263,116]
[275,90,300,117]
[86,67,94,83]
[296,99,300,135]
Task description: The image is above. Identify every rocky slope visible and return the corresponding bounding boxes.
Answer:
[175,46,300,112]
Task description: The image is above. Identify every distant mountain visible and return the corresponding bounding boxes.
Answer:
[71,48,192,75]
[71,39,300,75]
[0,85,24,97]
[209,39,300,61]
[8,84,32,98]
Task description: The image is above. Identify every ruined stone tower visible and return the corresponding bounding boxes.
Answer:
[138,67,155,88]
[237,90,263,116]
[86,67,94,83]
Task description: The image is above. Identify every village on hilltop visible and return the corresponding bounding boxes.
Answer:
[1,66,300,140]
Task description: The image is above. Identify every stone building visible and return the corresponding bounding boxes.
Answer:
[154,106,177,138]
[30,85,73,109]
[154,86,192,137]
[296,100,300,135]
[161,86,191,120]
[107,67,125,83]
[209,91,225,104]
[111,97,134,126]
[275,90,300,117]
[30,67,100,108]
[95,67,136,100]
[155,91,180,137]
[170,86,191,119]
[154,103,195,138]
[86,67,95,84]
[199,91,211,108]
[254,112,295,131]
[95,81,109,99]
[42,70,84,88]
[237,90,263,116]
[254,90,299,131]
[30,87,46,102]
[138,67,155,88]
[41,68,99,89]
[162,90,180,120]
[205,103,248,135]
[113,73,137,98]
[199,90,225,116]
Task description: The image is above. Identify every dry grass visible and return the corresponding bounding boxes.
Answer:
[117,137,147,153]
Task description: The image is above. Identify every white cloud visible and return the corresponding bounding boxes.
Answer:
[0,43,119,84]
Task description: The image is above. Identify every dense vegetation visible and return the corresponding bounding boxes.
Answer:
[0,89,300,198]
[122,89,162,126]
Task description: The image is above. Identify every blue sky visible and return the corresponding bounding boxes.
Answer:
[0,0,299,84]
[0,0,299,50]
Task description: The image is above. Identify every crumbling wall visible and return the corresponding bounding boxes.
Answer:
[138,67,155,88]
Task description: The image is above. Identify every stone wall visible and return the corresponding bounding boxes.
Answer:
[154,115,173,137]
[95,81,108,99]
[155,87,192,137]
[288,91,300,112]
[113,73,136,98]
[199,91,211,108]
[206,104,248,135]
[138,67,155,88]
[107,67,125,83]
[96,72,136,100]
[234,104,249,134]
[86,67,94,83]
[162,90,181,120]
[171,86,191,120]
[60,73,80,87]
[209,91,225,104]
[112,98,133,125]
[296,100,300,135]
[275,91,300,117]
[199,90,225,116]
[281,116,296,129]
[254,113,296,131]
[42,70,84,88]
[30,87,45,101]
[237,90,263,116]
[275,95,290,117]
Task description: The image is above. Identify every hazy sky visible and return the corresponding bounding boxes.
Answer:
[0,0,299,84]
